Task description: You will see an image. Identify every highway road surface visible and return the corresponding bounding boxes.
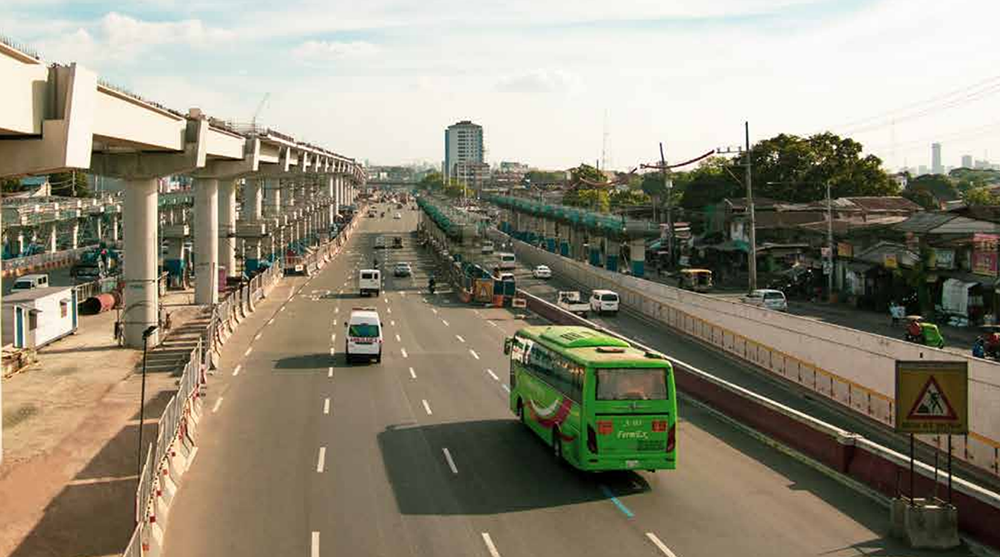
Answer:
[161,208,973,557]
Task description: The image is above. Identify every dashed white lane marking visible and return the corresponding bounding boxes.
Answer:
[332,333,337,343]
[244,347,253,356]
[328,366,333,378]
[401,348,408,358]
[442,319,450,327]
[212,397,223,413]
[422,399,433,415]
[333,319,337,326]
[473,309,481,316]
[280,306,285,313]
[455,335,465,343]
[334,307,339,314]
[431,308,438,314]
[387,307,392,314]
[409,367,416,379]
[267,318,274,326]
[488,321,499,328]
[486,368,499,381]
[254,332,262,341]
[311,532,320,557]
[316,447,326,473]
[324,397,330,415]
[470,349,480,360]
[390,320,395,327]
[330,347,335,356]
[423,298,428,303]
[645,533,678,557]
[232,364,241,377]
[442,448,459,475]
[395,334,401,342]
[502,384,511,393]
[384,297,389,303]
[482,533,501,557]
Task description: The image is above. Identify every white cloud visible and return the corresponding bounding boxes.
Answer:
[292,40,379,64]
[495,70,582,94]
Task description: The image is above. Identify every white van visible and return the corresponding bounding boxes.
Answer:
[344,307,383,363]
[358,269,381,297]
[743,289,788,311]
[497,252,516,270]
[11,274,49,292]
[589,289,620,315]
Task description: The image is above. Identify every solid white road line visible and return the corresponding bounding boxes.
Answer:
[470,349,480,360]
[645,533,678,557]
[311,531,320,557]
[481,533,502,557]
[187,446,199,468]
[441,320,450,327]
[324,397,330,415]
[409,367,416,379]
[401,348,408,358]
[442,448,458,475]
[211,397,223,413]
[395,334,401,342]
[486,368,499,381]
[455,335,465,343]
[422,399,433,415]
[316,447,326,473]
[328,366,334,378]
[232,364,242,377]
[244,347,253,356]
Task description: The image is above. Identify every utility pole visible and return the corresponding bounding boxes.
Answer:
[660,142,673,268]
[826,180,834,301]
[745,122,758,292]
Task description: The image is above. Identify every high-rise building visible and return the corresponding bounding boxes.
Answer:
[444,120,485,185]
[931,143,942,174]
[962,154,973,169]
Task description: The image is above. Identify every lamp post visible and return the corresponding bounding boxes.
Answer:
[135,325,158,480]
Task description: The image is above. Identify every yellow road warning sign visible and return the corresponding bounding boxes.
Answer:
[895,361,968,434]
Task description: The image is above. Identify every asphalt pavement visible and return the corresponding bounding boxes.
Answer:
[160,208,973,557]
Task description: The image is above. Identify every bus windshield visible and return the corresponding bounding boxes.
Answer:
[349,323,379,337]
[596,368,667,401]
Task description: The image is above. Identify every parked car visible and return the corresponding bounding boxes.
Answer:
[743,289,788,311]
[532,265,552,279]
[589,289,620,315]
[394,262,412,277]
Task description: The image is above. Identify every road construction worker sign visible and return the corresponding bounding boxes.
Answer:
[894,360,968,434]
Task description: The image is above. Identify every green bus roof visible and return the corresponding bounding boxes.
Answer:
[517,326,670,368]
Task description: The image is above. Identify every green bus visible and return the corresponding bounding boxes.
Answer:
[504,326,677,472]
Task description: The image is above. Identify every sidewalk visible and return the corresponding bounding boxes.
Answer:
[0,288,203,557]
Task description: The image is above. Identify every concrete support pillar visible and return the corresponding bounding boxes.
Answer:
[242,179,263,221]
[543,219,556,252]
[44,224,57,253]
[630,238,645,277]
[606,239,620,273]
[94,216,103,241]
[70,220,79,249]
[589,234,604,267]
[15,230,24,256]
[265,179,281,217]
[219,180,237,278]
[110,215,120,243]
[194,178,219,305]
[557,223,569,257]
[123,178,160,348]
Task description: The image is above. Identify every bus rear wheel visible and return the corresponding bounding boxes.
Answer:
[552,428,563,460]
[517,400,525,424]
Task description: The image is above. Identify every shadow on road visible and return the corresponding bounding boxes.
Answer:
[377,419,650,516]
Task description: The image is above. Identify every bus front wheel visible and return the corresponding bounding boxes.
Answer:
[552,428,563,461]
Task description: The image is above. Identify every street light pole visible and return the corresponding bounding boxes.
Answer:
[660,142,674,269]
[135,325,158,484]
[827,181,834,301]
[745,122,758,292]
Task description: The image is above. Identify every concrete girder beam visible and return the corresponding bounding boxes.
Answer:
[89,118,209,179]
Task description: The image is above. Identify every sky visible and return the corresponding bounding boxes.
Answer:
[3,0,1000,171]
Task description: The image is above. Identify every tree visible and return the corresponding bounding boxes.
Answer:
[417,171,444,191]
[609,189,649,209]
[905,174,959,208]
[963,186,1000,207]
[524,170,566,185]
[48,171,91,197]
[902,188,939,210]
[750,132,896,202]
[562,187,610,212]
[570,163,606,185]
[678,157,740,209]
[1,177,20,194]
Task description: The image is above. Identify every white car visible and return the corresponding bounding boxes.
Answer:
[532,265,552,279]
[589,289,620,315]
[358,269,381,297]
[481,241,495,254]
[394,212,402,219]
[743,289,788,311]
[344,307,383,363]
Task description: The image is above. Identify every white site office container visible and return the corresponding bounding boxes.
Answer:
[2,286,78,349]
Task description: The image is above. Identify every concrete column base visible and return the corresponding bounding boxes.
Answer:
[889,498,960,550]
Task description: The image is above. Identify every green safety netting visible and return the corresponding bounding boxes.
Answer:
[484,194,659,239]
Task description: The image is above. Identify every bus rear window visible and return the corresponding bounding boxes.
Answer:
[596,368,667,401]
[349,323,380,337]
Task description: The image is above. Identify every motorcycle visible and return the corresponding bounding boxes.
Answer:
[978,325,1000,359]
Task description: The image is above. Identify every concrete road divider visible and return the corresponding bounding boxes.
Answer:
[518,288,1000,550]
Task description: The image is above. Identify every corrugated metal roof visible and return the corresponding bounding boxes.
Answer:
[932,216,1000,235]
[894,212,958,233]
[853,241,918,265]
[843,196,924,212]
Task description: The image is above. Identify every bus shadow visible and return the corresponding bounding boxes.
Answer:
[377,419,650,516]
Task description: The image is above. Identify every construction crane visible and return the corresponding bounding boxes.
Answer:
[250,92,270,128]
